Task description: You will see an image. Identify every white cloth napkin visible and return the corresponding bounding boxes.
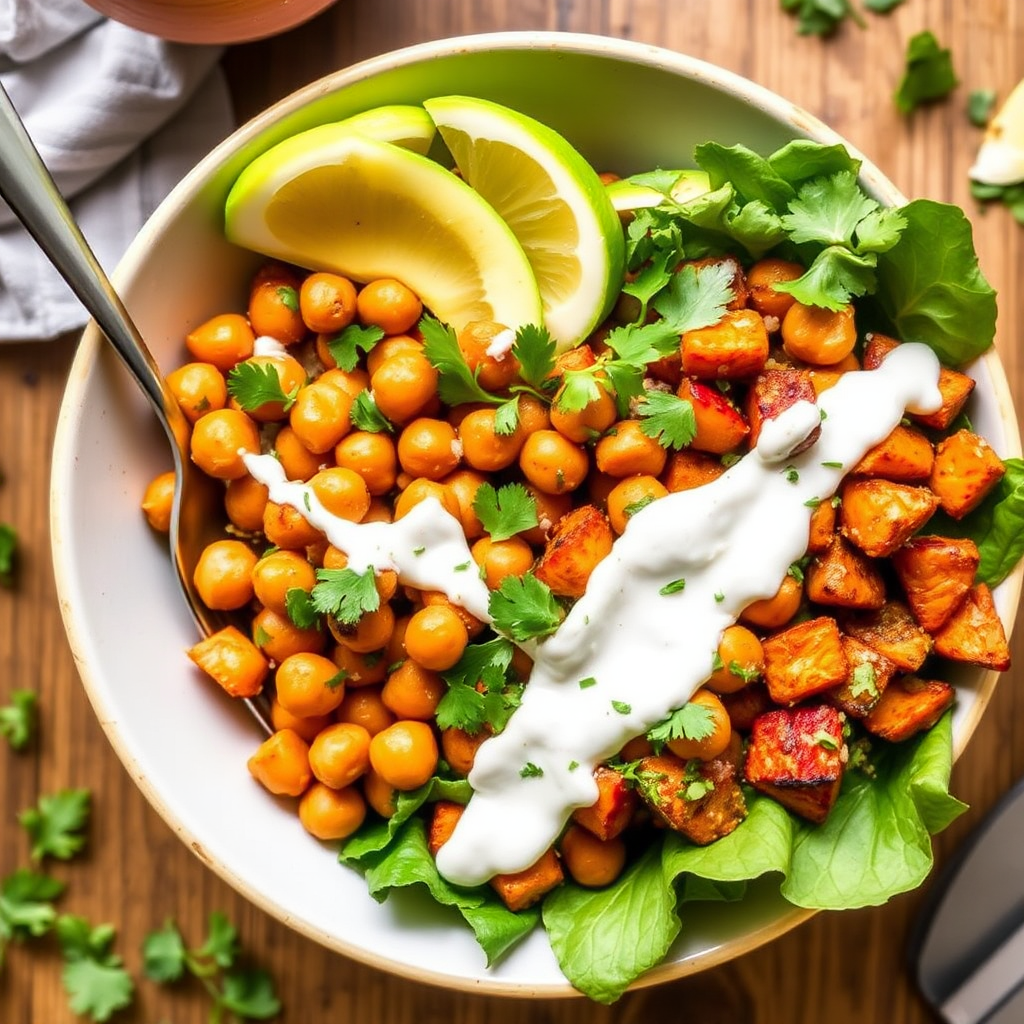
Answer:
[0,0,234,340]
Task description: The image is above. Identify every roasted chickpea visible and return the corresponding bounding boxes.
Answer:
[665,689,731,761]
[318,367,372,400]
[247,729,312,797]
[392,478,461,522]
[272,424,325,481]
[252,607,326,662]
[262,500,324,550]
[594,420,667,477]
[269,697,333,744]
[382,660,446,720]
[337,686,395,737]
[224,474,270,532]
[141,470,175,533]
[368,720,439,790]
[185,313,255,370]
[520,485,572,546]
[298,782,366,840]
[370,352,438,424]
[420,591,486,638]
[334,431,398,495]
[331,645,388,688]
[190,409,260,480]
[363,769,398,818]
[471,535,535,590]
[403,605,468,671]
[251,549,317,617]
[441,468,487,539]
[166,362,228,423]
[357,278,423,335]
[299,272,358,334]
[249,275,306,345]
[781,301,857,366]
[362,334,422,377]
[746,258,804,320]
[329,603,396,654]
[606,474,669,535]
[310,466,372,523]
[441,727,488,777]
[397,418,461,479]
[514,394,552,436]
[706,625,765,694]
[274,651,346,718]
[742,575,803,629]
[560,824,627,888]
[458,407,524,472]
[289,379,354,454]
[519,429,589,494]
[550,382,617,443]
[309,722,372,789]
[456,320,520,391]
[193,539,258,610]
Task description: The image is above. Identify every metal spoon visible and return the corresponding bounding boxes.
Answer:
[0,83,273,734]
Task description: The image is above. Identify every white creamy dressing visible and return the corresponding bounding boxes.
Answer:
[484,327,516,361]
[241,344,942,887]
[253,335,289,358]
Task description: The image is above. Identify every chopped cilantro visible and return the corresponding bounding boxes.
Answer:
[683,779,715,802]
[714,592,725,603]
[284,587,319,630]
[659,578,687,596]
[420,314,504,407]
[253,625,271,647]
[454,561,471,573]
[821,460,843,469]
[324,670,347,691]
[0,868,64,961]
[849,662,879,699]
[350,391,394,433]
[226,360,300,413]
[636,392,697,450]
[520,762,544,779]
[785,466,799,483]
[327,324,385,372]
[720,453,741,468]
[310,567,380,626]
[787,561,806,584]
[647,702,716,752]
[623,495,655,519]
[488,573,563,642]
[804,497,822,508]
[895,31,959,115]
[579,677,598,690]
[413,546,426,556]
[276,284,299,312]
[472,482,538,542]
[493,397,521,436]
[435,637,519,734]
[611,700,632,716]
[556,367,604,414]
[968,89,997,128]
[652,261,735,334]
[568,761,580,772]
[729,660,762,683]
[511,323,557,390]
[711,651,724,672]
[811,729,840,751]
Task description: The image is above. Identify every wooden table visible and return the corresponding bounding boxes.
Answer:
[2,1,1022,1020]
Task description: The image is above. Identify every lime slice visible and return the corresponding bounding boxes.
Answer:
[225,130,542,334]
[606,169,711,213]
[423,95,625,350]
[338,104,436,154]
[969,77,1024,186]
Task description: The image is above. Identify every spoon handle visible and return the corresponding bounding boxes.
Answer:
[0,83,185,448]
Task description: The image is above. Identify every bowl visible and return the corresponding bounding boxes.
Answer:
[81,0,338,44]
[50,32,1023,997]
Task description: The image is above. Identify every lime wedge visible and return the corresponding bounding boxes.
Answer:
[224,130,542,334]
[606,169,711,213]
[970,77,1024,186]
[423,95,625,350]
[337,104,437,154]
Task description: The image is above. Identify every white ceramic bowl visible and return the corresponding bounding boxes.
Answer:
[51,32,1023,997]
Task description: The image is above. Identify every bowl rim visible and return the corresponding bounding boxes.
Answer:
[50,29,1024,998]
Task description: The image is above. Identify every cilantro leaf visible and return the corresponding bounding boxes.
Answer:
[493,397,520,436]
[850,662,880,699]
[864,0,904,9]
[0,689,37,750]
[326,324,385,372]
[647,702,716,752]
[57,916,134,1023]
[781,171,878,247]
[604,319,680,366]
[488,573,563,642]
[895,31,959,115]
[350,390,394,433]
[636,392,697,450]
[20,788,90,862]
[436,637,518,734]
[557,367,603,414]
[219,967,282,1020]
[310,567,380,626]
[0,868,64,963]
[197,910,241,969]
[512,324,557,389]
[968,88,997,128]
[142,921,187,982]
[0,522,16,586]
[284,587,319,630]
[621,249,674,322]
[472,483,538,542]
[780,0,857,36]
[773,244,878,310]
[653,261,735,335]
[420,314,502,406]
[226,361,299,412]
[276,284,299,312]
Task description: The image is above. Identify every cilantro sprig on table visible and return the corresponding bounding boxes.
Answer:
[19,788,91,863]
[0,522,16,587]
[895,30,959,115]
[0,689,37,751]
[780,0,905,38]
[58,916,135,1023]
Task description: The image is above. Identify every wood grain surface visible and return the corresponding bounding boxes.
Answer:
[2,1,1022,1021]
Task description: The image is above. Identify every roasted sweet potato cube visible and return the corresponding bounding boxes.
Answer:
[676,378,749,454]
[428,800,465,857]
[572,766,638,840]
[762,616,849,705]
[805,535,887,609]
[188,626,269,698]
[636,753,747,845]
[662,449,727,492]
[534,504,613,598]
[719,683,774,732]
[807,499,836,553]
[841,601,931,671]
[862,332,900,369]
[547,342,595,381]
[829,635,897,718]
[929,430,1006,519]
[932,583,1011,670]
[745,368,819,451]
[863,676,955,742]
[852,425,934,482]
[891,535,980,632]
[491,848,564,911]
[743,706,846,824]
[839,478,939,558]
[681,308,769,380]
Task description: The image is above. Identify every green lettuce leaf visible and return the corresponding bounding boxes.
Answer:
[767,140,861,185]
[694,143,795,212]
[872,199,997,364]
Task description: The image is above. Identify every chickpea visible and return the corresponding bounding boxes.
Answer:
[329,603,396,654]
[471,535,535,590]
[514,394,552,436]
[385,614,411,667]
[520,485,571,546]
[742,575,803,629]
[308,722,372,789]
[393,478,461,522]
[141,470,175,533]
[747,258,805,320]
[706,625,765,694]
[289,379,354,454]
[309,466,372,523]
[228,353,306,423]
[369,720,439,790]
[193,539,258,610]
[298,782,367,840]
[249,276,306,345]
[185,313,255,370]
[550,382,617,443]
[560,824,627,888]
[331,645,388,688]
[370,352,438,424]
[606,475,669,535]
[363,769,397,818]
[397,418,461,479]
[274,651,346,718]
[190,408,260,480]
[262,500,323,550]
[337,686,395,737]
[420,591,486,639]
[269,696,333,744]
[251,549,317,617]
[456,320,520,391]
[334,431,398,496]
[318,367,372,400]
[273,424,325,481]
[441,468,487,539]
[519,429,589,495]
[665,689,731,761]
[458,407,524,472]
[166,362,227,423]
[299,272,358,334]
[382,660,446,720]
[252,607,326,662]
[594,420,667,478]
[364,334,423,377]
[357,278,423,335]
[441,727,488,777]
[247,729,312,797]
[781,302,857,366]
[403,605,468,671]
[224,474,269,532]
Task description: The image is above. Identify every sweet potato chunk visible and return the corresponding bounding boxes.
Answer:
[745,368,819,451]
[929,430,1006,519]
[829,635,896,718]
[807,499,836,553]
[841,601,931,671]
[547,342,595,381]
[662,449,726,492]
[891,535,980,632]
[572,766,638,840]
[534,504,613,598]
[428,800,465,856]
[187,626,268,698]
[839,478,939,558]
[762,616,849,705]
[863,676,955,742]
[861,332,901,369]
[490,849,565,912]
[636,753,747,845]
[852,424,934,481]
[932,583,1011,670]
[744,706,846,823]
[719,683,774,732]
[805,535,887,609]
[676,378,749,454]
[681,308,769,380]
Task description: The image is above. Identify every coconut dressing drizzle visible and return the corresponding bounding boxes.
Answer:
[243,343,941,887]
